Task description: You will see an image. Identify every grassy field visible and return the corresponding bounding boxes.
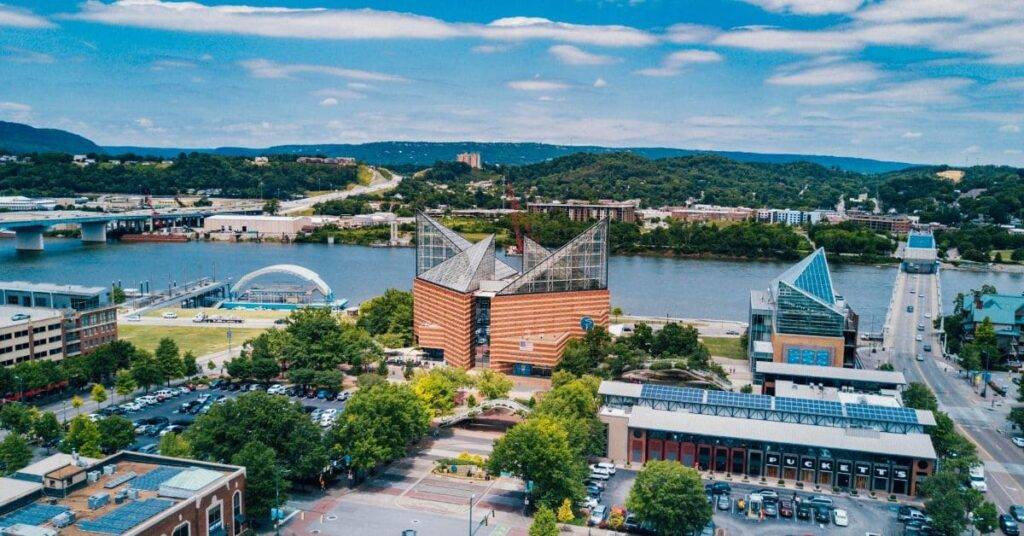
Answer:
[357,164,374,186]
[701,336,745,360]
[143,307,290,320]
[991,249,1019,262]
[119,325,266,356]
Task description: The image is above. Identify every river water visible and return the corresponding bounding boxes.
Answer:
[1,239,1021,323]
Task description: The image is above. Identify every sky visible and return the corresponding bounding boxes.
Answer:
[0,1,1023,166]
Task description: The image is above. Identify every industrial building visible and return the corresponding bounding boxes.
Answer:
[0,282,118,358]
[598,380,936,496]
[900,231,939,274]
[412,213,609,373]
[755,361,907,396]
[0,451,245,536]
[748,249,859,373]
[203,215,313,240]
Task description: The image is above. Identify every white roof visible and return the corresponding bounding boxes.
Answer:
[15,453,97,478]
[0,280,107,295]
[627,405,937,460]
[0,478,42,505]
[206,214,308,222]
[753,340,773,354]
[158,467,224,498]
[598,381,643,398]
[0,306,62,329]
[755,362,906,386]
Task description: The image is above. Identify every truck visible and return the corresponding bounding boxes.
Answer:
[970,465,987,492]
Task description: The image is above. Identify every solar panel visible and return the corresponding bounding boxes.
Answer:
[706,390,772,410]
[846,404,919,424]
[775,397,843,417]
[0,504,70,529]
[640,384,702,404]
[132,466,184,491]
[77,499,175,535]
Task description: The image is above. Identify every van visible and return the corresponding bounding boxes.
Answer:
[970,465,987,492]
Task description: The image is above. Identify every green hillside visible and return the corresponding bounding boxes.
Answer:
[0,121,101,154]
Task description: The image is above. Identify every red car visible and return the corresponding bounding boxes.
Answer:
[778,499,794,518]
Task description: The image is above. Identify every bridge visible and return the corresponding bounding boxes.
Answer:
[0,206,260,251]
[128,277,231,314]
[437,398,531,427]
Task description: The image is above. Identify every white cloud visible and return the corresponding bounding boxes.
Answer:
[740,0,863,15]
[239,59,407,82]
[767,61,881,86]
[548,45,617,66]
[135,117,153,128]
[635,49,722,77]
[593,77,607,88]
[507,79,570,91]
[664,23,719,44]
[313,88,366,100]
[0,101,32,121]
[999,124,1021,133]
[713,21,955,55]
[471,44,508,54]
[68,2,656,47]
[0,46,54,64]
[855,0,1024,24]
[963,144,982,154]
[319,98,338,107]
[1006,149,1023,155]
[901,131,922,139]
[150,59,196,70]
[800,78,971,105]
[0,5,53,28]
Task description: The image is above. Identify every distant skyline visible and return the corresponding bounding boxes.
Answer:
[0,0,1022,165]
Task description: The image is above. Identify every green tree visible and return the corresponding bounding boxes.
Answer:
[111,285,126,304]
[62,415,102,457]
[410,368,472,416]
[231,441,287,527]
[356,373,386,390]
[32,412,62,450]
[130,351,165,391]
[529,506,558,536]
[1009,407,1024,433]
[556,326,612,376]
[488,416,586,507]
[114,369,137,402]
[0,402,34,435]
[357,289,414,346]
[158,432,193,458]
[91,383,108,408]
[251,358,280,383]
[651,322,701,358]
[974,501,998,534]
[182,351,199,377]
[476,369,513,400]
[534,376,605,457]
[263,198,280,215]
[98,416,136,453]
[71,395,84,416]
[626,461,712,536]
[154,338,183,383]
[328,383,429,471]
[902,382,938,412]
[922,470,981,536]
[0,434,32,474]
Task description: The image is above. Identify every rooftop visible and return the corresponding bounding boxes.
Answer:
[0,281,107,297]
[774,248,837,307]
[964,293,1024,326]
[0,306,63,329]
[755,361,907,386]
[206,214,308,222]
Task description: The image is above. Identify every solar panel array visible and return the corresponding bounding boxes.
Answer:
[77,499,174,535]
[132,466,185,491]
[775,397,843,417]
[0,504,69,529]
[706,390,771,410]
[640,384,702,404]
[846,404,919,424]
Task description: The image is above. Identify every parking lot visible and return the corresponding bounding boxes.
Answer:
[95,382,350,452]
[597,469,907,535]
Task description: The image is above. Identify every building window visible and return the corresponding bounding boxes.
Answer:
[172,522,190,536]
[232,491,243,535]
[208,502,223,534]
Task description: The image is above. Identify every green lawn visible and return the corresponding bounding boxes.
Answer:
[143,307,289,320]
[119,325,266,356]
[702,337,745,360]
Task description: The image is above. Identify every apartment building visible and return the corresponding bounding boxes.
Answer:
[0,306,65,366]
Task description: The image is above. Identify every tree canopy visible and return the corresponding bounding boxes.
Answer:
[626,461,712,536]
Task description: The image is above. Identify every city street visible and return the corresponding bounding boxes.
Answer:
[884,269,1024,510]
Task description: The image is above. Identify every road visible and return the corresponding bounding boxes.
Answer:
[884,269,1024,510]
[121,315,279,329]
[279,168,402,215]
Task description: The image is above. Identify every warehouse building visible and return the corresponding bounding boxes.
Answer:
[599,380,937,496]
[413,213,609,373]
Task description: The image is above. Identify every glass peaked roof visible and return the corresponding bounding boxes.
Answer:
[774,248,837,307]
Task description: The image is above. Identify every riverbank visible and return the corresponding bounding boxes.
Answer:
[941,260,1024,273]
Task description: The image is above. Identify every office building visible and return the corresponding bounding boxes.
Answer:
[455,152,482,169]
[527,200,640,223]
[0,282,117,357]
[666,205,754,223]
[748,249,859,373]
[0,306,65,366]
[900,232,938,274]
[598,380,936,496]
[847,211,912,235]
[412,213,609,373]
[0,451,245,536]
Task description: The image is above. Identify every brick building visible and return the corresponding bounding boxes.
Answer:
[527,200,639,223]
[413,213,610,374]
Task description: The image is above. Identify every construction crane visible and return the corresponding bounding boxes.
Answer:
[505,182,526,255]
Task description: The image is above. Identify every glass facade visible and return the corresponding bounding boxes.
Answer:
[774,282,845,337]
[415,213,470,275]
[499,219,608,295]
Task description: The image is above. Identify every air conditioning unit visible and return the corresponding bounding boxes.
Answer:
[87,471,101,483]
[103,464,116,475]
[52,511,75,528]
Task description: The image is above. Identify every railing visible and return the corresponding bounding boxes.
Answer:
[437,399,531,427]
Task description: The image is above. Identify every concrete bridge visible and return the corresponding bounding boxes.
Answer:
[0,206,259,251]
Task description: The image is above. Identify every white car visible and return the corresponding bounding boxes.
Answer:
[924,313,932,318]
[136,395,158,405]
[590,463,616,475]
[122,402,141,412]
[582,496,599,510]
[832,508,849,527]
[589,471,611,481]
[162,311,178,319]
[1012,436,1024,448]
[126,314,141,322]
[915,334,923,341]
[176,386,191,395]
[87,413,101,422]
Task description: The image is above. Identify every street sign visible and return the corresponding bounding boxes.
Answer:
[580,316,594,331]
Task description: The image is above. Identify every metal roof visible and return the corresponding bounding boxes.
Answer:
[14,453,97,479]
[418,235,496,293]
[755,362,907,385]
[0,478,42,507]
[0,280,107,296]
[158,467,224,495]
[627,405,937,460]
[0,306,62,329]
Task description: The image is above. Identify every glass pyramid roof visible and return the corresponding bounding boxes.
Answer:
[774,248,837,307]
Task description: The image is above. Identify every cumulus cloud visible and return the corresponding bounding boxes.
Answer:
[799,78,971,105]
[239,59,407,82]
[767,61,881,86]
[507,79,570,91]
[319,98,338,107]
[901,131,922,139]
[593,77,607,88]
[548,45,617,66]
[150,59,196,70]
[999,124,1021,133]
[0,4,53,28]
[740,0,863,15]
[664,23,719,44]
[635,49,722,77]
[68,2,656,47]
[0,101,32,121]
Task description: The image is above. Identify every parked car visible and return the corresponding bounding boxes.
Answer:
[832,508,849,527]
[1011,505,1024,523]
[1013,437,1024,448]
[716,495,731,511]
[588,505,608,527]
[807,495,834,509]
[763,500,778,518]
[796,502,812,520]
[126,314,141,322]
[162,311,178,319]
[1002,514,1021,536]
[710,482,731,495]
[589,470,611,481]
[778,499,794,518]
[337,391,351,402]
[160,425,185,436]
[814,506,831,524]
[585,484,602,497]
[899,506,927,522]
[581,496,599,510]
[138,443,158,454]
[591,462,616,475]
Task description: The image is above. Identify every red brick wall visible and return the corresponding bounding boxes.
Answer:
[412,279,474,368]
[136,471,246,536]
[489,289,609,372]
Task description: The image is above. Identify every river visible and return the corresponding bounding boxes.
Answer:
[1,239,1021,323]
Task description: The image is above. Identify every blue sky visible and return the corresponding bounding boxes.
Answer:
[1,1,1022,165]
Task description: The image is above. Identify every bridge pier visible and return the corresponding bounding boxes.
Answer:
[80,221,108,243]
[14,226,45,251]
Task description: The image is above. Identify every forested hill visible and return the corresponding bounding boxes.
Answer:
[0,121,100,154]
[504,152,881,210]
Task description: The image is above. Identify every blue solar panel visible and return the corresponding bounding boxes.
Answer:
[775,397,843,417]
[132,466,184,491]
[77,499,175,535]
[640,384,702,404]
[793,251,835,304]
[846,404,918,424]
[0,504,70,529]
[706,390,771,410]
